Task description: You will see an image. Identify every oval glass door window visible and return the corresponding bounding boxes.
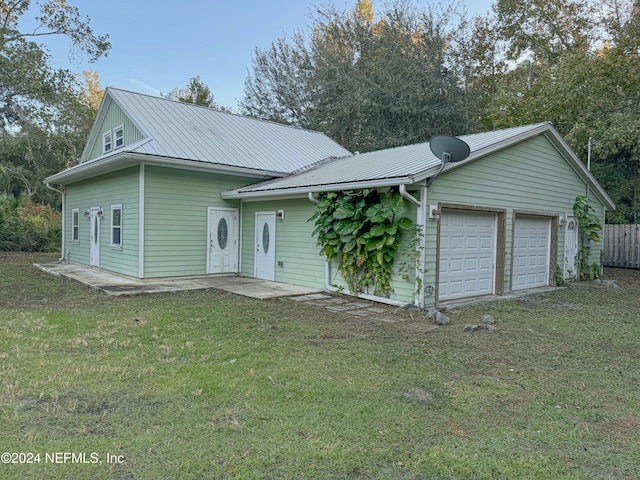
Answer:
[217,218,228,249]
[262,223,270,254]
[94,217,98,244]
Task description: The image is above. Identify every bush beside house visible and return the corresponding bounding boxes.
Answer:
[0,195,61,252]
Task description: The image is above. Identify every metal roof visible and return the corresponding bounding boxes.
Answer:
[79,88,352,174]
[222,123,615,210]
[225,124,550,193]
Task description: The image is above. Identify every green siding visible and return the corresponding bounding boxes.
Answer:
[240,199,327,289]
[143,166,247,278]
[64,167,140,276]
[424,134,605,300]
[87,101,143,161]
[239,195,419,302]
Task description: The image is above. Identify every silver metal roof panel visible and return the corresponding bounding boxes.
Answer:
[87,88,352,174]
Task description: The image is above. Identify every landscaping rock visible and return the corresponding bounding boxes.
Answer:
[482,314,496,324]
[435,311,449,325]
[463,324,482,333]
[487,325,497,333]
[403,303,419,310]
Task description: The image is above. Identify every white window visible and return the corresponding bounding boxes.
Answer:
[103,131,112,153]
[114,125,124,149]
[111,205,122,248]
[72,209,80,243]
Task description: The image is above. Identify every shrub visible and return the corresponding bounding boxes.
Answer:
[0,195,61,252]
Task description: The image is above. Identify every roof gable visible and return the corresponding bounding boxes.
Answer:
[82,97,145,162]
[80,88,351,174]
[222,123,615,210]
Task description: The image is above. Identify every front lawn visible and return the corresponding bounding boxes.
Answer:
[0,253,638,479]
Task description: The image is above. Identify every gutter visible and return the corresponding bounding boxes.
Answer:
[45,182,65,261]
[222,176,416,200]
[46,151,286,185]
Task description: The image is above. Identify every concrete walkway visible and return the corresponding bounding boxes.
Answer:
[34,261,438,330]
[34,261,322,299]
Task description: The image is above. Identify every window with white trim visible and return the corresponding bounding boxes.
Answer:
[72,209,80,243]
[111,205,122,248]
[114,125,124,149]
[103,131,112,153]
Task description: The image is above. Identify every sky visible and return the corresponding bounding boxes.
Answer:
[35,0,495,111]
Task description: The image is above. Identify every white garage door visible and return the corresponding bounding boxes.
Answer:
[439,211,496,301]
[512,216,551,290]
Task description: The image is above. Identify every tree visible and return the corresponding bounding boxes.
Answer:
[0,1,109,207]
[164,76,230,111]
[241,0,477,152]
[472,0,640,222]
[81,69,105,111]
[0,0,110,129]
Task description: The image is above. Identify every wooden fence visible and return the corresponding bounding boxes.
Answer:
[604,224,640,269]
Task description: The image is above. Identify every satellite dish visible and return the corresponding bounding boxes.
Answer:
[429,135,471,164]
[426,135,471,187]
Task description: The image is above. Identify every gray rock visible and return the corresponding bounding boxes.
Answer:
[435,311,450,325]
[463,324,482,333]
[482,314,496,324]
[487,324,497,333]
[601,279,620,288]
[427,306,439,319]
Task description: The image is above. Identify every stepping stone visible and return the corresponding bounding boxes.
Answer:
[291,293,333,302]
[306,298,347,306]
[372,316,397,323]
[364,307,387,314]
[326,302,371,311]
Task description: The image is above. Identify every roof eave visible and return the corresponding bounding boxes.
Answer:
[45,152,287,186]
[542,128,616,210]
[221,176,417,200]
[411,123,615,211]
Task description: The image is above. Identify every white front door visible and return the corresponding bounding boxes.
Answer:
[255,212,276,281]
[513,215,551,290]
[439,210,497,301]
[89,207,101,267]
[207,208,238,274]
[564,216,579,280]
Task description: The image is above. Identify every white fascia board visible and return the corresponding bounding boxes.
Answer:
[45,152,285,186]
[221,176,417,200]
[542,130,616,210]
[79,96,112,163]
[413,123,552,184]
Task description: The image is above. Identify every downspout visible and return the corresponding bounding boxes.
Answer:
[399,184,420,206]
[399,184,426,308]
[45,182,65,261]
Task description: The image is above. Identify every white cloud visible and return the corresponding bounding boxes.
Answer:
[126,78,162,96]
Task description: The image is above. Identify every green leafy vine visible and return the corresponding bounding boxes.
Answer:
[572,195,603,280]
[310,188,413,297]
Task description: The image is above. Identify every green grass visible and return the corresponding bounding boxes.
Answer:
[0,253,639,479]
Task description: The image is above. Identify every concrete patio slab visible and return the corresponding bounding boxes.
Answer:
[34,261,322,299]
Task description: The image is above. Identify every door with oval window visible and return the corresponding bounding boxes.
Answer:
[207,208,238,274]
[255,212,276,281]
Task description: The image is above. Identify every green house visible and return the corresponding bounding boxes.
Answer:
[45,88,614,308]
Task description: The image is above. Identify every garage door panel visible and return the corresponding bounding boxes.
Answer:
[439,211,496,301]
[512,216,550,290]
